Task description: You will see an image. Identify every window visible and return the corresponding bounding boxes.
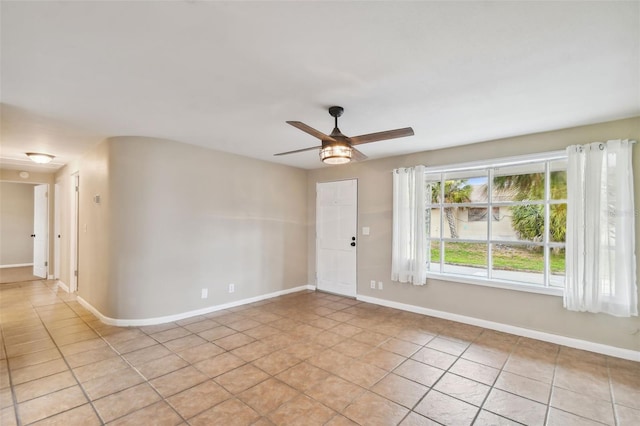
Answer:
[425,152,567,294]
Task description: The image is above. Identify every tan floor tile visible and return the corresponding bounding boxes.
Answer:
[550,386,614,425]
[163,334,207,353]
[332,340,374,358]
[59,338,109,356]
[393,359,445,387]
[343,391,409,425]
[51,329,98,346]
[503,352,556,384]
[351,330,389,347]
[325,414,359,425]
[484,388,547,425]
[14,371,76,403]
[5,330,50,346]
[64,346,118,368]
[7,349,60,371]
[215,364,270,394]
[555,361,610,401]
[378,338,421,357]
[30,403,101,426]
[466,343,513,369]
[139,323,178,335]
[73,356,129,382]
[182,319,218,334]
[399,411,440,425]
[150,366,208,397]
[194,352,246,378]
[253,350,302,376]
[176,342,224,364]
[10,358,68,385]
[276,362,330,391]
[137,354,189,380]
[110,335,157,354]
[238,378,298,415]
[396,329,435,346]
[473,410,521,425]
[150,327,191,343]
[371,373,428,408]
[213,332,255,351]
[414,390,478,426]
[617,404,640,425]
[312,331,346,348]
[610,370,640,410]
[331,323,363,338]
[82,367,145,401]
[227,318,261,332]
[360,348,406,371]
[307,349,352,375]
[306,375,364,412]
[18,385,87,425]
[449,357,500,386]
[280,342,325,360]
[93,383,160,423]
[122,344,172,367]
[243,325,280,340]
[546,407,605,426]
[197,325,236,341]
[0,388,13,409]
[336,359,387,388]
[260,332,297,350]
[107,400,182,426]
[167,380,231,419]
[268,394,335,425]
[411,347,457,370]
[434,372,490,406]
[231,341,276,362]
[495,370,551,404]
[426,336,469,356]
[6,338,56,358]
[190,398,260,426]
[0,407,18,426]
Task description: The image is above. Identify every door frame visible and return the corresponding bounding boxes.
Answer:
[32,184,49,278]
[315,178,358,297]
[54,183,61,279]
[70,173,79,293]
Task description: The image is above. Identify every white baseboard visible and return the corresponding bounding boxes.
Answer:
[0,263,33,268]
[77,284,316,327]
[357,295,640,362]
[56,281,70,293]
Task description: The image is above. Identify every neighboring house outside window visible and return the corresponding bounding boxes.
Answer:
[425,151,567,295]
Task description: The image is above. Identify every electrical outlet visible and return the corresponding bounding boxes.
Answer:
[370,280,376,289]
[228,283,235,293]
[378,281,383,290]
[201,288,208,299]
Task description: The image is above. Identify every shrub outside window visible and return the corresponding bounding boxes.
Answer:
[425,153,567,292]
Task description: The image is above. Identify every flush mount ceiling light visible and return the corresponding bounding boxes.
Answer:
[26,152,55,164]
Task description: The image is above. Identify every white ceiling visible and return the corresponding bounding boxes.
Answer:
[1,1,638,172]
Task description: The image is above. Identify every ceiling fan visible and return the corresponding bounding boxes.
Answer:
[275,106,414,164]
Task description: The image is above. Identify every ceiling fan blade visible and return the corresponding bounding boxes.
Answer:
[274,145,321,156]
[351,147,368,161]
[349,127,414,145]
[287,121,336,141]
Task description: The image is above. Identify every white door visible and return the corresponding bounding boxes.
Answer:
[54,183,61,279]
[33,184,48,278]
[70,174,79,292]
[316,179,357,297]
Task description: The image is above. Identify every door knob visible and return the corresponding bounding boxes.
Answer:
[351,237,356,241]
[350,242,356,247]
[31,234,36,238]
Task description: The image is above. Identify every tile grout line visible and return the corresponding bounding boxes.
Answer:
[0,322,23,426]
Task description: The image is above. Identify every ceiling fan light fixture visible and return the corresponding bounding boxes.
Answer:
[320,144,352,164]
[26,152,55,164]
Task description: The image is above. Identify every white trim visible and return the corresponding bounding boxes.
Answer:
[56,281,70,293]
[357,295,640,362]
[423,150,567,173]
[76,284,316,327]
[0,263,34,268]
[425,273,564,297]
[47,275,54,280]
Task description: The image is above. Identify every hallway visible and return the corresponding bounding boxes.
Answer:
[0,280,638,425]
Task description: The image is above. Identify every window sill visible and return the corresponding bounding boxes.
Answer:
[425,272,564,297]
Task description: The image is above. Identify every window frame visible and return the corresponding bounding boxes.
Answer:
[424,150,567,296]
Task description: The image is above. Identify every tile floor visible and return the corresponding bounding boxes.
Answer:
[0,280,639,425]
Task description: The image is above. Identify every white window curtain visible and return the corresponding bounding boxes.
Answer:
[564,139,638,317]
[392,165,427,285]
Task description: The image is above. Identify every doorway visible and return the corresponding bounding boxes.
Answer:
[316,179,358,297]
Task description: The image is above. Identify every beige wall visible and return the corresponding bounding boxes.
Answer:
[67,136,308,320]
[0,170,56,272]
[0,182,36,265]
[307,117,640,351]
